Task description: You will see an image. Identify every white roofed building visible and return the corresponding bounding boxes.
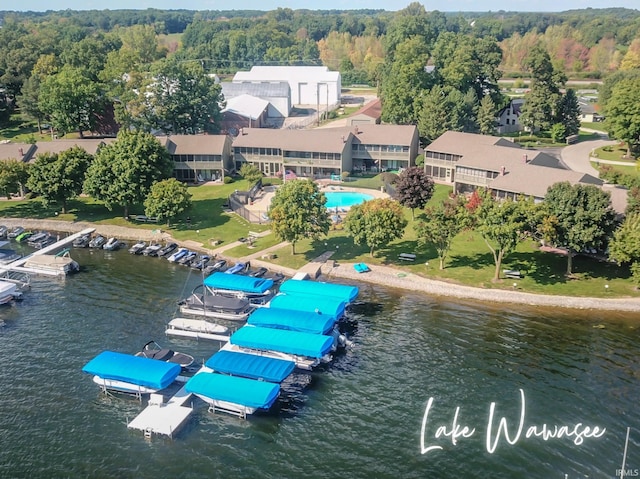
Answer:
[221,81,290,118]
[232,66,341,108]
[220,94,270,134]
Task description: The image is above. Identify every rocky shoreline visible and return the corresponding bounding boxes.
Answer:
[4,217,640,313]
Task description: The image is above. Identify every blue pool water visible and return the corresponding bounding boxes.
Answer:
[325,191,373,209]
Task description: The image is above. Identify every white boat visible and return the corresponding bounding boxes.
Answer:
[7,226,24,239]
[102,237,121,251]
[23,250,80,275]
[142,243,162,256]
[0,280,22,304]
[128,241,146,254]
[165,317,229,341]
[167,247,189,263]
[0,240,22,264]
[88,235,106,248]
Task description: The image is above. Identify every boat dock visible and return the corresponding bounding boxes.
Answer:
[2,228,94,277]
[127,380,195,439]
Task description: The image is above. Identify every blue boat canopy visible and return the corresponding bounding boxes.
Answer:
[204,272,274,294]
[269,293,345,319]
[205,350,295,383]
[185,372,280,410]
[279,279,359,303]
[82,351,181,390]
[248,307,336,335]
[231,325,335,358]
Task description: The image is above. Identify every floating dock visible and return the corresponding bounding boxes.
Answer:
[127,381,195,439]
[2,228,95,277]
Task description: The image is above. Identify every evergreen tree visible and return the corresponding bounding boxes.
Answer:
[477,95,497,135]
[556,89,581,136]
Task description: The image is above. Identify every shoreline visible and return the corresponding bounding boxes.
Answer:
[4,217,640,313]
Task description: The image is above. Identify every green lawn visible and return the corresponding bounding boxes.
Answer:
[0,174,635,298]
[592,143,637,163]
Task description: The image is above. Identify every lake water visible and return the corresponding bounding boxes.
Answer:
[0,245,637,478]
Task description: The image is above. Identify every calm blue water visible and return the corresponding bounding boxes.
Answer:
[0,245,638,478]
[325,191,373,209]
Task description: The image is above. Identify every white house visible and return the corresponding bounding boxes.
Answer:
[232,66,341,108]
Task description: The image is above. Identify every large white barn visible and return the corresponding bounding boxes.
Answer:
[232,66,341,108]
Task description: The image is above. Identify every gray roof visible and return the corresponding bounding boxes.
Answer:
[221,81,290,99]
[427,131,520,154]
[0,142,36,162]
[232,127,351,153]
[158,135,228,155]
[487,166,603,199]
[349,123,417,146]
[33,138,115,157]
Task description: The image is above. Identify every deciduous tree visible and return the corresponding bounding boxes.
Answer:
[394,166,434,220]
[544,182,617,275]
[415,197,465,269]
[84,131,173,217]
[144,178,192,227]
[26,146,91,213]
[0,160,30,200]
[604,77,640,158]
[344,198,407,257]
[268,179,330,254]
[609,213,640,287]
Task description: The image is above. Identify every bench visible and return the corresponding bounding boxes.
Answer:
[399,253,416,261]
[503,269,523,279]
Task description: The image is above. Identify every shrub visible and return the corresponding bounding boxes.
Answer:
[223,176,234,184]
[380,172,398,184]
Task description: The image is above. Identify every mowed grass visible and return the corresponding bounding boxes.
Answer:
[0,176,635,297]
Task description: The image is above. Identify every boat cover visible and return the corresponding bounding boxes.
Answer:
[230,325,334,358]
[269,293,346,319]
[205,350,295,383]
[185,372,280,410]
[204,272,274,294]
[82,351,181,390]
[248,307,336,335]
[279,279,359,303]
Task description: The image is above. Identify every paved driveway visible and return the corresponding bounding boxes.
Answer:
[560,137,617,177]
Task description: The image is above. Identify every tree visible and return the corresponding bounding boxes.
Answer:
[556,89,581,136]
[416,85,476,142]
[0,160,30,200]
[544,182,617,275]
[344,198,407,257]
[26,147,91,213]
[394,166,434,220]
[38,66,104,138]
[477,95,497,136]
[608,213,640,287]
[131,58,224,134]
[239,163,263,184]
[144,178,192,227]
[519,45,566,133]
[604,77,640,158]
[550,123,567,143]
[84,131,173,218]
[415,197,465,269]
[268,179,330,254]
[474,190,533,281]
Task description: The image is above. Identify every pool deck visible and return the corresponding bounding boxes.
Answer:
[244,182,388,214]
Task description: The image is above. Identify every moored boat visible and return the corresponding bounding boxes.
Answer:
[191,254,211,270]
[0,280,24,304]
[88,234,106,248]
[103,237,122,251]
[225,262,249,275]
[26,231,50,247]
[142,243,162,256]
[165,317,229,341]
[167,247,189,263]
[0,225,7,238]
[157,242,178,257]
[82,350,182,396]
[15,230,33,243]
[203,259,226,276]
[178,250,198,266]
[72,233,91,248]
[179,287,254,321]
[135,340,195,370]
[7,226,24,239]
[128,241,146,254]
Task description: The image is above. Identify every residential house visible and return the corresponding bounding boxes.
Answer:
[496,98,524,134]
[232,124,419,178]
[29,138,115,161]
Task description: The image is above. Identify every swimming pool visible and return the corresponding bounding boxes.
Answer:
[324,191,374,209]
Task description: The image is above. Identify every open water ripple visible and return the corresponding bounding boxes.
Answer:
[0,249,637,477]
